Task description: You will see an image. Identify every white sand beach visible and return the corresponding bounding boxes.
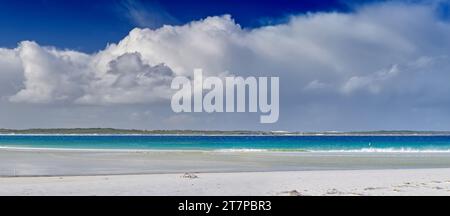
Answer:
[2,148,450,196]
[1,168,450,196]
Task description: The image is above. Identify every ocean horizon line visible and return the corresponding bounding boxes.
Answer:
[3,128,450,136]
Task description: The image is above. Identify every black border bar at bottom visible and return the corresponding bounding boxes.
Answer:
[0,196,444,215]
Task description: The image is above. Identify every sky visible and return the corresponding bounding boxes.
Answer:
[0,0,379,52]
[1,0,450,131]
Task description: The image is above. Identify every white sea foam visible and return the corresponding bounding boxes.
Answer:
[2,145,450,153]
[0,146,204,152]
[310,148,450,153]
[213,149,269,152]
[213,147,450,153]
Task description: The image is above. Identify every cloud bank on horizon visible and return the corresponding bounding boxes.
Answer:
[1,1,450,131]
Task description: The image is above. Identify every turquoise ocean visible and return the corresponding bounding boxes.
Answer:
[2,135,450,152]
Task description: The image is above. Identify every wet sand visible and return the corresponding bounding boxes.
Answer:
[2,148,450,176]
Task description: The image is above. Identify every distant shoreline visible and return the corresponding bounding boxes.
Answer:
[2,133,450,136]
[2,128,450,136]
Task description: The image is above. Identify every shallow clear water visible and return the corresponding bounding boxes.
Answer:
[2,135,450,152]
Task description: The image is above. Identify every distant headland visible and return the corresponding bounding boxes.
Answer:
[1,128,450,136]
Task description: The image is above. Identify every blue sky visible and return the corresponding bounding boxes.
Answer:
[0,0,384,52]
[1,0,450,131]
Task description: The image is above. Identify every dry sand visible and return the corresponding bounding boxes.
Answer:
[1,168,450,196]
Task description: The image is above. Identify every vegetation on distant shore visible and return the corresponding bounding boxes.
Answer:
[0,128,270,135]
[1,128,450,135]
